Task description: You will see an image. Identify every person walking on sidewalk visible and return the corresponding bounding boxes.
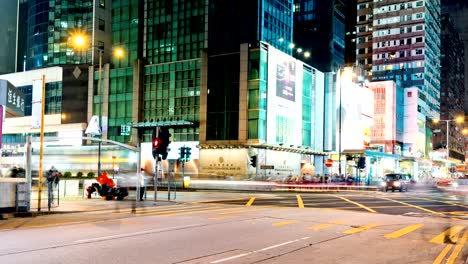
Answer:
[46,166,61,208]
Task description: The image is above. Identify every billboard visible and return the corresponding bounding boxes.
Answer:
[266,46,303,146]
[276,61,296,101]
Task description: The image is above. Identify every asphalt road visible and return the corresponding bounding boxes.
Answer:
[0,188,467,264]
[204,186,468,218]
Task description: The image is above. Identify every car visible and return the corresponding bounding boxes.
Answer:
[381,173,411,192]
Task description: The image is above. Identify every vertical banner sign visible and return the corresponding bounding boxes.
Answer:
[31,79,43,128]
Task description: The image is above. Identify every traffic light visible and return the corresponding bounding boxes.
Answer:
[158,127,171,160]
[357,157,366,169]
[152,137,162,159]
[185,147,192,161]
[250,155,257,167]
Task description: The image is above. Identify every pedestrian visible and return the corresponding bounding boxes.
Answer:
[139,168,146,201]
[46,166,61,207]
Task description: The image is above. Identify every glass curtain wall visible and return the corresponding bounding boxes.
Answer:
[140,0,205,142]
[108,0,139,143]
[25,0,94,70]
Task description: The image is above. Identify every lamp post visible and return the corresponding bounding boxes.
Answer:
[69,32,124,176]
[433,116,464,177]
[338,70,342,176]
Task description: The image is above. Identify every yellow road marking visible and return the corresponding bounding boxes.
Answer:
[430,225,465,244]
[343,223,380,234]
[309,220,346,230]
[384,224,424,239]
[272,220,298,227]
[332,195,376,213]
[433,244,454,264]
[136,205,215,216]
[378,197,444,216]
[246,197,256,207]
[448,211,468,216]
[296,195,305,208]
[209,216,239,220]
[446,230,468,264]
[144,206,228,217]
[411,196,468,209]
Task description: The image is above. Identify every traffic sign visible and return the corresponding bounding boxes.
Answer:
[325,159,333,167]
[260,165,274,170]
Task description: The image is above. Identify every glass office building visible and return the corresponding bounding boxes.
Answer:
[19,0,111,70]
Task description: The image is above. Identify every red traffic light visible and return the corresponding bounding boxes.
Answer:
[152,138,162,148]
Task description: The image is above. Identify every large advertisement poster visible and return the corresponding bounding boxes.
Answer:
[276,61,296,101]
[266,46,303,146]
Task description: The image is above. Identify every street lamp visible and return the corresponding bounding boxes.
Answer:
[69,32,125,176]
[433,116,464,177]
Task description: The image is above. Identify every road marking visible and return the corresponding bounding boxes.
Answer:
[448,211,468,216]
[309,220,346,230]
[384,224,424,239]
[410,196,468,209]
[245,197,256,207]
[211,236,310,263]
[378,197,444,216]
[272,220,298,227]
[143,207,228,217]
[446,230,468,264]
[433,244,454,264]
[430,225,465,244]
[343,223,380,234]
[332,195,377,213]
[296,195,305,208]
[134,205,206,215]
[209,216,239,220]
[74,223,202,244]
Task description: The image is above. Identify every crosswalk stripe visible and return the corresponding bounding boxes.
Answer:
[384,224,424,239]
[272,220,298,227]
[446,230,468,264]
[430,225,465,244]
[246,197,256,207]
[309,220,346,230]
[343,224,380,234]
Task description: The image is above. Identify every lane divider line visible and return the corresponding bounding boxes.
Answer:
[246,197,256,207]
[272,220,298,227]
[332,195,376,213]
[378,197,444,216]
[446,229,468,264]
[430,225,465,244]
[384,224,425,239]
[296,195,305,208]
[309,220,346,230]
[343,223,380,234]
